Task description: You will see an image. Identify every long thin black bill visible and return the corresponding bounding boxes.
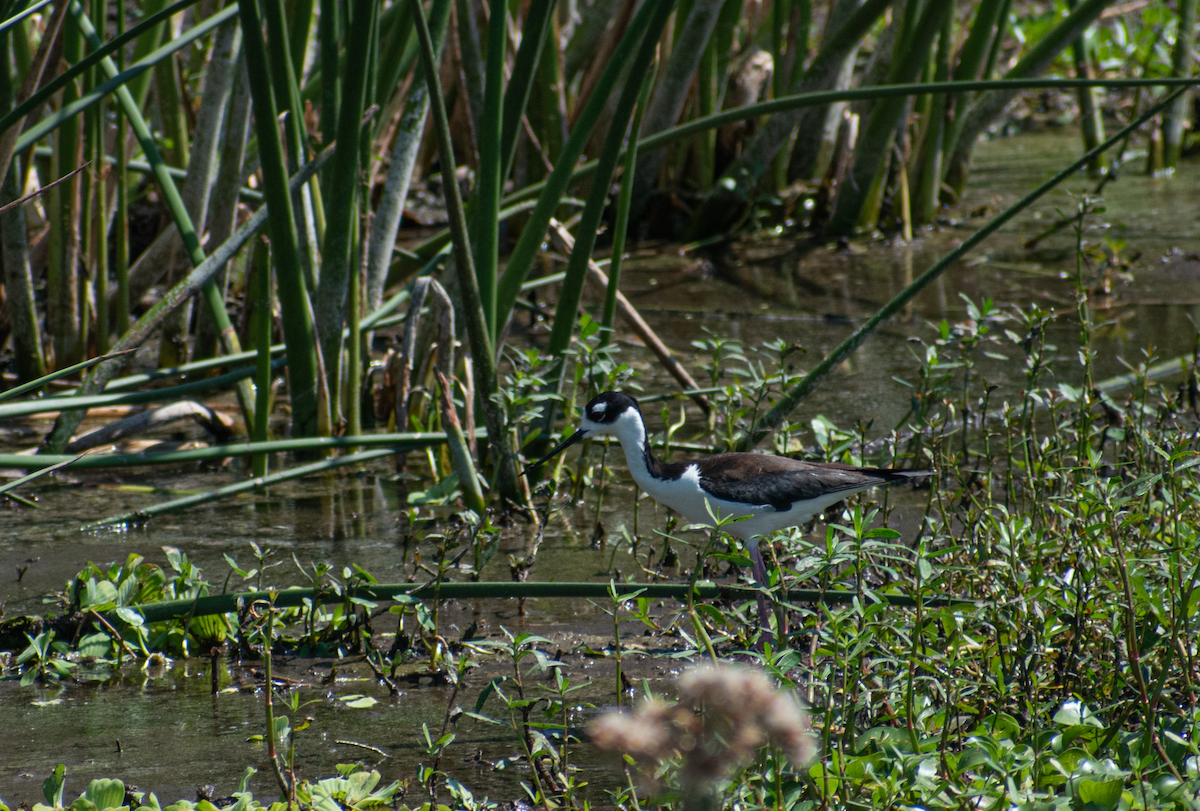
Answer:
[521,429,586,477]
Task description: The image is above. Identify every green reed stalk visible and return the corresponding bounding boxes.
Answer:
[365,0,451,313]
[0,0,68,233]
[0,361,279,420]
[913,2,952,225]
[0,454,83,501]
[316,0,374,415]
[454,0,485,135]
[695,36,718,191]
[127,0,168,109]
[945,0,1113,197]
[0,432,471,471]
[54,12,83,368]
[544,0,676,368]
[374,0,416,112]
[92,10,107,356]
[435,369,486,516]
[493,0,667,336]
[0,0,203,145]
[261,0,315,250]
[252,240,272,478]
[113,0,129,337]
[1067,0,1107,176]
[1164,0,1197,168]
[0,26,44,383]
[0,350,134,403]
[56,2,254,422]
[0,0,54,35]
[0,158,44,382]
[532,13,567,166]
[472,0,506,334]
[498,0,554,182]
[347,209,363,439]
[288,0,314,80]
[735,87,1186,451]
[410,0,508,494]
[599,66,656,352]
[939,0,1003,166]
[238,0,322,438]
[130,581,961,625]
[827,0,952,235]
[318,0,339,155]
[153,48,186,170]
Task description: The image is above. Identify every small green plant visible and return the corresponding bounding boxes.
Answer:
[17,630,76,686]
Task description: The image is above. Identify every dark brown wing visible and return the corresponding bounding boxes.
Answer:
[694,454,926,511]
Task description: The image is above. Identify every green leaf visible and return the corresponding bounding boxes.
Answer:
[1053,700,1105,728]
[339,694,378,709]
[1076,777,1123,810]
[82,778,127,811]
[77,633,112,660]
[43,764,65,807]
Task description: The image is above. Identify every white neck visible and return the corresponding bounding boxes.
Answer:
[586,408,656,487]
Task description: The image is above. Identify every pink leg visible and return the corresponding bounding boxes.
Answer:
[750,542,772,641]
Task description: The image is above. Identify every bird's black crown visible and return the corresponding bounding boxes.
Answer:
[584,391,639,424]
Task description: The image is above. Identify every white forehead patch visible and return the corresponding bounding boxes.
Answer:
[591,402,608,415]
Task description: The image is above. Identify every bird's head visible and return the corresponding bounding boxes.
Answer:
[522,391,643,476]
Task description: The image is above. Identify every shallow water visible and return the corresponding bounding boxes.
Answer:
[3,130,1200,804]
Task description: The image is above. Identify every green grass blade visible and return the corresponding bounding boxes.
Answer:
[0,431,474,470]
[0,349,135,402]
[0,0,52,36]
[0,453,85,500]
[0,360,283,420]
[85,448,398,528]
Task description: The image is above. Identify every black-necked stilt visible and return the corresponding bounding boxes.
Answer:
[524,391,932,633]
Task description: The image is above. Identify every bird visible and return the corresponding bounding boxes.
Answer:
[524,391,932,635]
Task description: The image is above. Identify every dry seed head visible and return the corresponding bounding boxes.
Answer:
[588,697,679,761]
[590,663,816,780]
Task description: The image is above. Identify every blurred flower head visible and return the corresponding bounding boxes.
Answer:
[589,663,815,790]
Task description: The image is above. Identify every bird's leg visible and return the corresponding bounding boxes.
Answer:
[749,541,772,645]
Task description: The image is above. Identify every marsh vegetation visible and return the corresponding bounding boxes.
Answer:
[4,0,1200,809]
